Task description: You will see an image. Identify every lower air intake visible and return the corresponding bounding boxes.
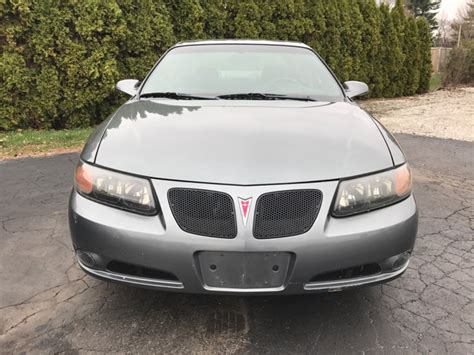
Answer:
[106,261,179,281]
[309,263,382,283]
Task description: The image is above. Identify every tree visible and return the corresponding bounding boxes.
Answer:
[434,17,454,47]
[200,0,228,39]
[443,0,474,85]
[303,0,326,55]
[404,16,421,95]
[416,17,433,93]
[225,1,268,38]
[346,1,365,81]
[334,0,355,82]
[406,0,441,33]
[379,3,403,97]
[118,0,175,79]
[390,0,407,96]
[450,0,474,45]
[317,1,342,77]
[164,0,205,41]
[265,0,312,41]
[356,0,384,97]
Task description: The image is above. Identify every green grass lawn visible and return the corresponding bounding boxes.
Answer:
[430,73,443,91]
[0,127,94,159]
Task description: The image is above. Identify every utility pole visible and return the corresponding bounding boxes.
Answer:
[457,23,462,48]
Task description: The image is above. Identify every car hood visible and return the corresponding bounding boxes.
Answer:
[92,99,394,185]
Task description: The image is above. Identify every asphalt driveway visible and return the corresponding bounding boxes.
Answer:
[0,134,472,354]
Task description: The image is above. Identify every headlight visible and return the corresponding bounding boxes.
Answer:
[332,164,412,217]
[74,161,157,215]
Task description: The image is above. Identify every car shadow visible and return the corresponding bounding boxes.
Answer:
[82,281,412,353]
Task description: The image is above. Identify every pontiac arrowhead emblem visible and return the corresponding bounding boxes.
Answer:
[238,197,252,226]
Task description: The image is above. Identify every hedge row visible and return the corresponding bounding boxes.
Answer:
[0,0,432,130]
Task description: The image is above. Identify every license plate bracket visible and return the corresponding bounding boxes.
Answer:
[198,251,291,289]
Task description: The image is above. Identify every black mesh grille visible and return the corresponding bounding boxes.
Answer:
[168,188,237,238]
[254,190,322,239]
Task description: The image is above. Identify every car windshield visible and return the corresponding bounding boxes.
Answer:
[140,44,345,102]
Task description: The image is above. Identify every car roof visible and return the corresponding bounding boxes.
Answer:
[173,39,311,49]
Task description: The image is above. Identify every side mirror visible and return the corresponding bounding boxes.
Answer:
[116,79,140,96]
[344,81,369,98]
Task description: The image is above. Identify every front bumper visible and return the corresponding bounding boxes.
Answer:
[69,178,417,295]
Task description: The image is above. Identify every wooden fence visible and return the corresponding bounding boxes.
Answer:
[431,47,452,73]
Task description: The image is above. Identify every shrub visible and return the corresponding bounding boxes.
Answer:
[0,0,433,130]
[1,0,126,129]
[442,45,474,86]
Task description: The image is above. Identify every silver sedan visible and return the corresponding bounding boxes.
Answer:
[69,40,417,294]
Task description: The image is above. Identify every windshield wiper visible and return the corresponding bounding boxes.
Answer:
[140,92,216,100]
[140,92,317,101]
[217,93,317,102]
